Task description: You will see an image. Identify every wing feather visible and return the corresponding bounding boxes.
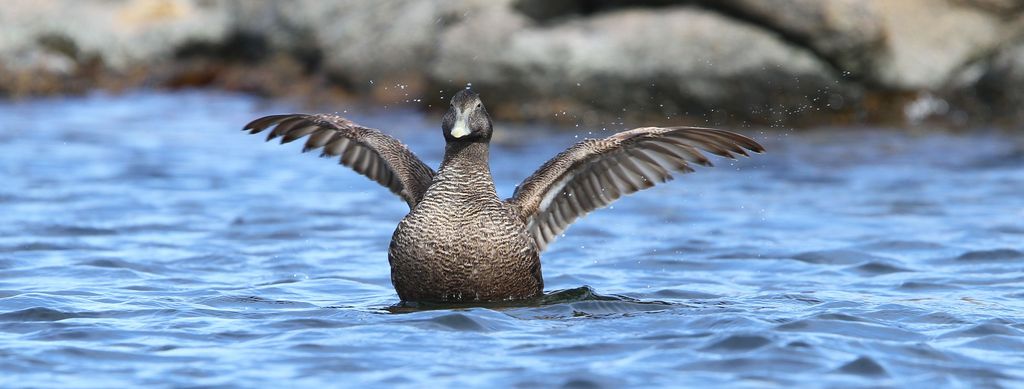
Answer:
[509,127,763,251]
[243,113,435,208]
[304,129,335,151]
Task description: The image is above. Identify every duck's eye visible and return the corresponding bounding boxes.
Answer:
[476,103,482,108]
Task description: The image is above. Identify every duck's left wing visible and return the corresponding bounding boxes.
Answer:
[244,114,435,209]
[508,127,763,251]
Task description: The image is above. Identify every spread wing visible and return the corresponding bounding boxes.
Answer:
[243,114,435,208]
[509,127,764,251]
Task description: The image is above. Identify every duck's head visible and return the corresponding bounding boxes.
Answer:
[442,89,492,143]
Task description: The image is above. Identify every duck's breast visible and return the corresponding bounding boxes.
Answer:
[387,185,542,301]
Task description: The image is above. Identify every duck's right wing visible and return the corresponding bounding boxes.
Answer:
[243,114,435,209]
[508,127,764,251]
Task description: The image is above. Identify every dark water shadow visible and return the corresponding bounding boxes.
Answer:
[382,285,673,314]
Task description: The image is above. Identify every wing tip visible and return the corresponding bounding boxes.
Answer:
[242,114,298,135]
[749,143,767,154]
[723,130,766,155]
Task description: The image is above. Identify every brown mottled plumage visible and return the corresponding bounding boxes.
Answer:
[242,90,764,303]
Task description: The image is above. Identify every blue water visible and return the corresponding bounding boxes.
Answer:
[1,91,1023,387]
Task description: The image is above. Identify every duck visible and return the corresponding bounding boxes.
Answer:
[243,89,764,303]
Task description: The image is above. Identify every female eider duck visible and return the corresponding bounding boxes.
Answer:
[243,89,763,303]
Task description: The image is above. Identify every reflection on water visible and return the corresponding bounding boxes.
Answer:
[1,91,1023,387]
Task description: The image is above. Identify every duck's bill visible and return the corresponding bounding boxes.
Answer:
[451,110,471,138]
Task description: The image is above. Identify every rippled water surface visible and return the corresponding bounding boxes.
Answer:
[1,92,1023,387]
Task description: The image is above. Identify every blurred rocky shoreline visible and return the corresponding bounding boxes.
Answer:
[2,0,1024,128]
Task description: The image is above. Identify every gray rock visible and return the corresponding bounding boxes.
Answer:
[432,5,852,125]
[953,0,1024,14]
[3,0,1024,127]
[232,0,503,90]
[948,36,1024,126]
[868,0,1024,90]
[0,0,231,70]
[697,0,886,79]
[696,0,1024,92]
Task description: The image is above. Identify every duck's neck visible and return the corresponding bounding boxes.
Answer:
[437,141,496,193]
[441,140,490,169]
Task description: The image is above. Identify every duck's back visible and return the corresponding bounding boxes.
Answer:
[388,167,542,302]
